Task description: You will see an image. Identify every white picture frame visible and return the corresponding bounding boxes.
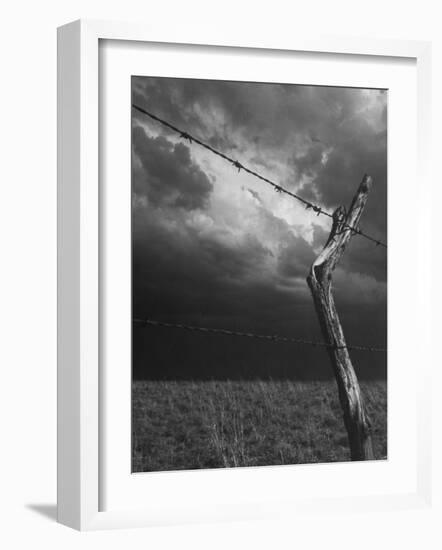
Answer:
[57,19,432,531]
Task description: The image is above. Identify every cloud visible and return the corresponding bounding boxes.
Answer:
[131,77,387,380]
[277,234,316,279]
[246,188,262,204]
[132,78,386,237]
[132,125,213,211]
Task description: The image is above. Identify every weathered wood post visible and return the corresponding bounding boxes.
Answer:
[307,174,374,461]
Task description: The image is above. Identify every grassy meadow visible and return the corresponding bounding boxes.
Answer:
[132,379,387,472]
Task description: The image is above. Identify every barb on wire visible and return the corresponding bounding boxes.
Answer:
[231,160,243,172]
[132,103,387,249]
[133,318,387,353]
[179,131,192,143]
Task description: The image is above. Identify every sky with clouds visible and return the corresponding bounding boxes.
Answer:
[131,77,387,380]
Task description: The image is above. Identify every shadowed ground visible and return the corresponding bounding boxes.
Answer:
[132,379,387,472]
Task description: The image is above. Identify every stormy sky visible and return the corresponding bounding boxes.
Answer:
[131,77,387,380]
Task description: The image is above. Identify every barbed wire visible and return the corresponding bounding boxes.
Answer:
[132,104,387,249]
[133,318,387,353]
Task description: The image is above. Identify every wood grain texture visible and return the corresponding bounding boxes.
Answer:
[307,175,374,460]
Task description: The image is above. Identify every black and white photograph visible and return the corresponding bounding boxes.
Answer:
[3,1,436,544]
[131,76,387,472]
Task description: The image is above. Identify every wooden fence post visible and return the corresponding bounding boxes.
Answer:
[307,174,375,461]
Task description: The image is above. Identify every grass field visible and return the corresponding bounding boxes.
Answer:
[132,379,387,472]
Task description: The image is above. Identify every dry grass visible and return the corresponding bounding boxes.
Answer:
[132,379,387,472]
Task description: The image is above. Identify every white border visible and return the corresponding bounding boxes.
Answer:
[57,19,432,530]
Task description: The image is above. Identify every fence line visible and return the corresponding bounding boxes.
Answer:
[132,103,387,249]
[133,318,387,353]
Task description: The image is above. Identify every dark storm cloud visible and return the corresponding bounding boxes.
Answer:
[132,78,345,156]
[132,206,386,380]
[132,125,213,211]
[277,234,316,279]
[132,77,387,380]
[340,237,387,282]
[296,123,387,232]
[132,208,305,335]
[132,77,238,152]
[197,232,272,283]
[133,78,386,239]
[133,77,384,156]
[132,194,385,380]
[312,224,329,249]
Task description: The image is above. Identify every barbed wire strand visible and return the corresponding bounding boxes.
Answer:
[132,104,387,249]
[133,318,387,353]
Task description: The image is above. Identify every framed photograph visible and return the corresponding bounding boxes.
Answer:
[57,19,432,530]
